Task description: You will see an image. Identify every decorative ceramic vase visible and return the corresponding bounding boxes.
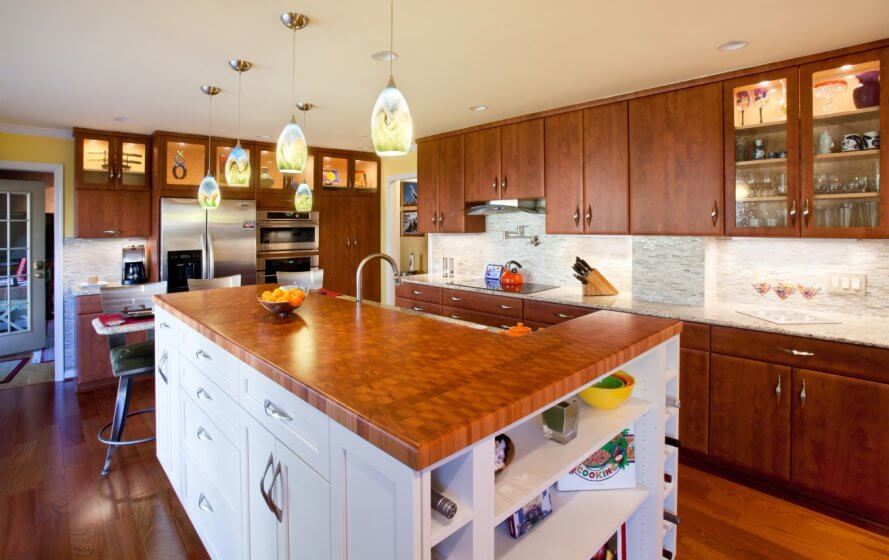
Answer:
[853,71,880,109]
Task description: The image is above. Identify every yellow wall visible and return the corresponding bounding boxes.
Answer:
[380,151,420,303]
[0,132,75,236]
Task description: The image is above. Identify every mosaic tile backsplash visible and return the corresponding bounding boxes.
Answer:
[427,213,889,318]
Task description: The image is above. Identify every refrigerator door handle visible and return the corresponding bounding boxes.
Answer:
[200,233,208,279]
[207,233,216,279]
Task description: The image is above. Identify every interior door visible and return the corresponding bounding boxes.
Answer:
[0,180,46,356]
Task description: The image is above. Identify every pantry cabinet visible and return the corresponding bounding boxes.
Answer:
[629,83,725,235]
[800,48,889,238]
[709,354,791,483]
[791,369,889,524]
[416,137,485,234]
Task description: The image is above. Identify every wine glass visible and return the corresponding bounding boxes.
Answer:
[752,87,770,124]
[736,90,751,126]
[814,79,848,114]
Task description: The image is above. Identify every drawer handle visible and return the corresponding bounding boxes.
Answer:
[499,325,511,330]
[778,348,814,357]
[449,296,462,301]
[412,306,423,312]
[554,312,574,319]
[198,493,214,513]
[449,314,462,320]
[195,349,212,360]
[498,304,512,310]
[159,321,171,329]
[157,351,169,384]
[196,387,213,401]
[799,378,807,407]
[259,453,284,522]
[775,374,782,401]
[196,426,213,442]
[264,399,293,422]
[411,290,423,295]
[672,399,681,409]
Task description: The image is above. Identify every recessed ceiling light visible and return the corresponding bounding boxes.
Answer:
[371,50,398,62]
[256,134,271,140]
[115,116,133,123]
[840,64,853,71]
[718,40,748,52]
[470,105,488,111]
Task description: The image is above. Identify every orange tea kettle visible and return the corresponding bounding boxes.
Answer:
[500,260,524,285]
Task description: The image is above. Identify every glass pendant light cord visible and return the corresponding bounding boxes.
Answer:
[291,28,297,119]
[207,94,213,173]
[389,0,394,80]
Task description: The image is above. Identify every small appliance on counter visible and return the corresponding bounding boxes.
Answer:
[121,244,148,285]
[500,260,524,285]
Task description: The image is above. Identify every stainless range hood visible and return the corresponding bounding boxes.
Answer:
[464,198,546,216]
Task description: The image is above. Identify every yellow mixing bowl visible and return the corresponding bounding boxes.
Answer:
[578,371,635,409]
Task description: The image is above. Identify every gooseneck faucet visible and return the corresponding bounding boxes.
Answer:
[356,252,401,303]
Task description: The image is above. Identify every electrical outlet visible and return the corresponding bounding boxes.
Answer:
[827,272,867,295]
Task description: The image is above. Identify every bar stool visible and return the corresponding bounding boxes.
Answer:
[186,274,242,291]
[276,269,324,290]
[97,282,167,476]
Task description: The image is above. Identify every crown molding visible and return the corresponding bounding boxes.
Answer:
[0,123,73,140]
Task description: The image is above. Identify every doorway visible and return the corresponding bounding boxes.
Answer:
[383,172,421,305]
[0,163,64,386]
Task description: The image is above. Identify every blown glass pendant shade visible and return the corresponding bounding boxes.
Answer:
[224,142,251,186]
[371,77,412,157]
[276,116,308,174]
[294,181,313,212]
[197,175,221,209]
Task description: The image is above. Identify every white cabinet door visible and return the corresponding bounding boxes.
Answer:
[242,410,281,559]
[330,423,420,560]
[155,337,180,490]
[277,443,331,560]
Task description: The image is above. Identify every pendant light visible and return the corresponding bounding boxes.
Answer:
[225,59,253,186]
[276,12,310,174]
[294,102,314,212]
[370,0,412,157]
[198,85,222,209]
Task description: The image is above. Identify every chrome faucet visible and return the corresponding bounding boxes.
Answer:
[356,252,401,303]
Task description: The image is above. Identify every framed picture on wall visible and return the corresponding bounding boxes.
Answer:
[401,210,420,236]
[401,180,418,208]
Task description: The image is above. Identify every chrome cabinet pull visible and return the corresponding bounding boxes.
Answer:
[411,290,423,295]
[573,206,580,226]
[449,296,461,301]
[103,229,117,235]
[196,426,213,442]
[799,378,807,407]
[268,461,284,522]
[411,306,423,312]
[353,236,358,246]
[195,349,212,361]
[491,176,498,193]
[439,212,444,226]
[449,314,462,320]
[259,453,283,521]
[498,304,512,310]
[710,200,719,226]
[198,493,214,513]
[802,198,810,221]
[264,399,293,422]
[778,347,814,357]
[196,387,213,401]
[157,351,169,384]
[789,199,797,222]
[555,312,573,319]
[585,205,592,227]
[501,175,507,193]
[499,324,511,330]
[346,236,351,246]
[159,321,171,329]
[775,374,782,401]
[431,213,438,226]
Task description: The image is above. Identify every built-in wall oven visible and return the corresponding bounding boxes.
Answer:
[257,210,319,253]
[257,254,320,284]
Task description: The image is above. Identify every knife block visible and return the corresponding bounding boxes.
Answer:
[582,269,619,296]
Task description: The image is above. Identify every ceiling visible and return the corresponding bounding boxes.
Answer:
[1,1,888,150]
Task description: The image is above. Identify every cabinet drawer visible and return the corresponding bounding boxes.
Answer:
[183,449,241,560]
[179,358,239,442]
[711,326,889,383]
[182,328,239,398]
[441,305,520,330]
[441,288,523,319]
[239,363,330,479]
[395,297,442,316]
[155,307,185,338]
[395,283,441,304]
[182,393,240,505]
[523,300,594,325]
[680,321,710,351]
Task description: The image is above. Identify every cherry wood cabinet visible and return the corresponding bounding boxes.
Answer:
[76,190,150,238]
[500,119,544,200]
[791,369,889,524]
[75,295,146,392]
[544,111,585,233]
[800,48,889,238]
[210,139,256,199]
[394,298,442,316]
[584,102,629,234]
[626,83,725,235]
[75,129,150,191]
[416,140,440,234]
[417,137,484,234]
[709,354,791,483]
[152,132,210,195]
[464,128,501,203]
[522,299,592,325]
[441,288,522,319]
[350,194,381,300]
[679,348,710,455]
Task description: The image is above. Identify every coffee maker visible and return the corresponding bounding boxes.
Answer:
[121,245,148,285]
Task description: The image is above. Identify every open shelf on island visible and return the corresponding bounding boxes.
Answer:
[494,397,652,525]
[813,106,879,121]
[736,157,787,167]
[431,500,473,547]
[494,485,650,560]
[813,192,880,200]
[814,149,879,162]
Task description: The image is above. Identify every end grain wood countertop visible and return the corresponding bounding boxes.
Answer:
[155,286,682,470]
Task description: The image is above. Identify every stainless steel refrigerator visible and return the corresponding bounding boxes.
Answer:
[159,198,257,291]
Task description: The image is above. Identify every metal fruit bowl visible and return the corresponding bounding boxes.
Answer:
[257,286,309,318]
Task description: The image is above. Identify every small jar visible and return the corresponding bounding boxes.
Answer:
[542,397,579,444]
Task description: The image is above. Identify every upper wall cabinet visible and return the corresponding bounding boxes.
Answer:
[800,48,888,238]
[500,119,544,200]
[75,129,151,191]
[417,138,485,234]
[318,152,379,197]
[629,83,725,235]
[152,132,209,195]
[464,128,501,203]
[724,69,801,237]
[256,145,315,210]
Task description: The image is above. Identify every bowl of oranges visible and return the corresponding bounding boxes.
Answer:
[258,286,309,318]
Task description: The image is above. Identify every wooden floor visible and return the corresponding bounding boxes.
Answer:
[1,380,887,559]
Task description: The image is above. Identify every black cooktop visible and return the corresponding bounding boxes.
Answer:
[451,279,559,294]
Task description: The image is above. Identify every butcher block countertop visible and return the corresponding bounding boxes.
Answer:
[155,285,681,470]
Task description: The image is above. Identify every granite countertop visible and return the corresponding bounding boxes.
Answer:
[72,282,121,296]
[403,275,889,350]
[155,285,681,469]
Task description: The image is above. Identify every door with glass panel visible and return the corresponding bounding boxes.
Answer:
[724,69,800,237]
[0,180,45,356]
[801,48,888,237]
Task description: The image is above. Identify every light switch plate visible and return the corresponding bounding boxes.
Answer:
[827,272,867,295]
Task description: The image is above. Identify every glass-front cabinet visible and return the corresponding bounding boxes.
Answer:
[117,137,149,189]
[801,49,888,237]
[725,69,800,236]
[155,134,208,191]
[352,159,379,195]
[75,130,151,191]
[213,141,253,190]
[319,154,350,193]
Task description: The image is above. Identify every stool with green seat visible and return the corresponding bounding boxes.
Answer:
[97,282,167,476]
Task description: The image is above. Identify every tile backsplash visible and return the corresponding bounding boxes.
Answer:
[427,213,889,318]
